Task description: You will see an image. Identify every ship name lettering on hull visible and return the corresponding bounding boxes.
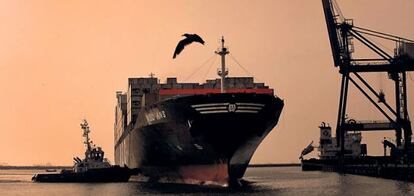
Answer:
[145,108,167,123]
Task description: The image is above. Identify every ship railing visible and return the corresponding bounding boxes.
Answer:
[346,120,390,124]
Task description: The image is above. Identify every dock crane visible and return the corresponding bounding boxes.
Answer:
[322,0,414,157]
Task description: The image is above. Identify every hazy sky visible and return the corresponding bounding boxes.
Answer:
[0,0,413,165]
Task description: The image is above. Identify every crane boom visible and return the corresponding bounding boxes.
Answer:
[321,0,342,67]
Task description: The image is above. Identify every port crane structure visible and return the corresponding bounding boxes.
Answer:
[322,0,414,156]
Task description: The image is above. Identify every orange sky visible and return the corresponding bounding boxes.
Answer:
[0,0,413,165]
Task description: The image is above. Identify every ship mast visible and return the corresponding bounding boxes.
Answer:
[80,119,92,152]
[216,36,229,93]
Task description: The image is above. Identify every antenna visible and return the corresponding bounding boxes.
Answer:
[80,119,92,151]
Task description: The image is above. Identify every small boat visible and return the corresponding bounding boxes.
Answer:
[32,120,131,182]
[45,169,57,172]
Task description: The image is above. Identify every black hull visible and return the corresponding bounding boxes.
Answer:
[32,167,131,183]
[115,93,283,186]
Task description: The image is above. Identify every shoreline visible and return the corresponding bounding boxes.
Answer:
[0,163,301,170]
[248,163,301,167]
[0,166,72,170]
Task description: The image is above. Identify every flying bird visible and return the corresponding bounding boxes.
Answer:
[173,33,205,59]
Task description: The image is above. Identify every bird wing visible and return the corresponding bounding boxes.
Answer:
[192,34,205,45]
[173,38,192,58]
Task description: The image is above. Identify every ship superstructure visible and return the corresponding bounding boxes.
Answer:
[74,120,111,172]
[317,122,367,159]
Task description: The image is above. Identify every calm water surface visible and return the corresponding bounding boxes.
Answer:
[0,167,413,195]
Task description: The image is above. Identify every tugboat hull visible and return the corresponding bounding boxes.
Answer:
[32,167,131,183]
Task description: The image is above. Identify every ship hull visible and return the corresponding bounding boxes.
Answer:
[116,93,283,186]
[32,166,131,183]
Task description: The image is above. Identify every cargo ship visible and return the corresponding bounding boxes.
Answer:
[114,38,284,186]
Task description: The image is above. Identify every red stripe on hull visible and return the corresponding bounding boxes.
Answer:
[159,88,273,95]
[178,164,229,186]
[133,164,230,186]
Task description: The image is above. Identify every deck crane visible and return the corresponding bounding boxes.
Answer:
[322,0,414,157]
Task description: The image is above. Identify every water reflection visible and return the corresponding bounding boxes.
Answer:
[1,168,414,195]
[396,181,411,194]
[131,181,275,195]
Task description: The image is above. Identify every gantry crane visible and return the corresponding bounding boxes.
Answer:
[322,0,414,157]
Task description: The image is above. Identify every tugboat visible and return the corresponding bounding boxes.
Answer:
[32,120,131,182]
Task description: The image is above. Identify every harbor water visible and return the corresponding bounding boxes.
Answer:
[0,166,413,195]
